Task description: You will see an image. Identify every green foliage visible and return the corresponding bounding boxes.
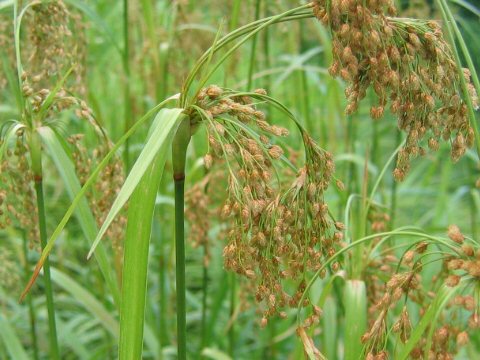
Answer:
[0,1,479,359]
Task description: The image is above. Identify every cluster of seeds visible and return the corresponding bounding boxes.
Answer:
[362,226,479,358]
[25,0,86,96]
[0,130,40,249]
[443,225,480,288]
[409,324,470,360]
[191,85,344,321]
[185,178,212,266]
[0,248,21,292]
[368,206,390,234]
[0,12,15,92]
[185,170,226,267]
[20,71,100,135]
[68,135,126,256]
[313,0,478,180]
[362,270,420,358]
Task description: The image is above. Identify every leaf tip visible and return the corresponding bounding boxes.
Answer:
[19,261,43,303]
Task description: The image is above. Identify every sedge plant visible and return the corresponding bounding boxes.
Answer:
[11,1,480,359]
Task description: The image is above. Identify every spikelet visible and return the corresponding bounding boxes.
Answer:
[313,0,478,180]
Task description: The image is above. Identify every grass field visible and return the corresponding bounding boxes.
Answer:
[1,0,480,359]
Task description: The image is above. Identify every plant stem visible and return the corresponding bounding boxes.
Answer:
[172,116,191,360]
[22,233,39,360]
[229,273,236,357]
[123,0,132,171]
[158,243,169,348]
[174,178,186,360]
[247,0,262,90]
[200,244,208,352]
[438,0,480,97]
[180,3,312,106]
[32,157,60,360]
[389,129,402,230]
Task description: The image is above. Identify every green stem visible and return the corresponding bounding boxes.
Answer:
[172,117,191,360]
[29,130,59,359]
[389,129,402,230]
[229,273,236,357]
[439,0,480,98]
[34,176,60,360]
[437,0,480,159]
[229,0,242,31]
[22,233,39,360]
[247,0,262,90]
[123,0,132,171]
[200,244,208,352]
[158,244,169,348]
[180,4,312,106]
[174,179,186,360]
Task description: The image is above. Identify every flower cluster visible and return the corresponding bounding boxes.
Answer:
[0,130,40,249]
[0,248,20,292]
[362,225,479,358]
[190,85,344,321]
[444,225,480,287]
[69,135,126,256]
[25,0,86,95]
[0,13,15,92]
[313,0,478,180]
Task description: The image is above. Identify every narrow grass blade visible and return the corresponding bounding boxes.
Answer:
[55,317,90,359]
[0,313,30,360]
[19,95,178,302]
[118,146,171,359]
[49,267,159,355]
[87,108,184,259]
[39,126,120,307]
[119,108,184,359]
[201,348,233,360]
[450,0,480,17]
[0,122,25,163]
[50,267,118,337]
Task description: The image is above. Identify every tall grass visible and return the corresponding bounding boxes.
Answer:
[1,0,479,359]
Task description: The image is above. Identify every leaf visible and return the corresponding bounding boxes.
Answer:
[87,108,184,258]
[322,296,338,360]
[37,67,74,121]
[0,122,25,163]
[50,267,160,356]
[55,317,90,360]
[19,96,178,302]
[119,148,171,359]
[39,126,120,307]
[201,347,233,360]
[0,313,30,360]
[450,0,480,17]
[50,267,118,337]
[118,108,180,359]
